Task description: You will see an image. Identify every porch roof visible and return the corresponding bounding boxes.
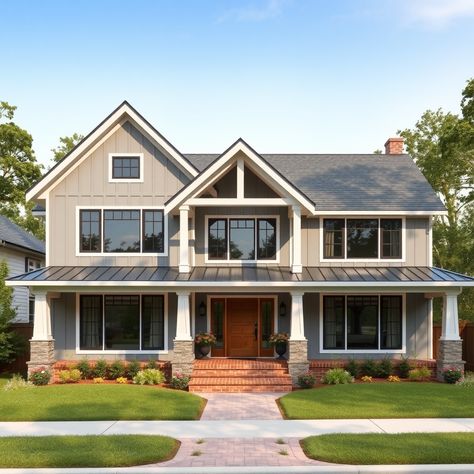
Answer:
[7,265,474,288]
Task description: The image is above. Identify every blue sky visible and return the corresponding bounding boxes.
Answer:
[2,0,474,167]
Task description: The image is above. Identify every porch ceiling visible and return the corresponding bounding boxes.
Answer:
[7,265,474,289]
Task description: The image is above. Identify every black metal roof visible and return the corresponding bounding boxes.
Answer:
[8,266,474,285]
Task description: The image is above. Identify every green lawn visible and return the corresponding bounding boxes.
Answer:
[302,433,474,464]
[279,383,474,419]
[0,435,178,468]
[0,384,205,421]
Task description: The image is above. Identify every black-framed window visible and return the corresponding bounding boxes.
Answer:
[257,218,277,260]
[381,219,402,259]
[80,295,103,350]
[208,219,227,260]
[143,210,164,253]
[112,156,140,179]
[323,218,402,260]
[323,219,344,259]
[103,210,140,253]
[28,296,35,325]
[142,295,165,350]
[80,210,101,253]
[323,295,403,351]
[230,219,255,260]
[104,295,140,350]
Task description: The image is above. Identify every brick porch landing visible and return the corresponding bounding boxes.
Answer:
[188,358,293,393]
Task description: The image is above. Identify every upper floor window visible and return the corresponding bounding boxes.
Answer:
[79,208,165,255]
[25,257,42,272]
[323,218,403,260]
[207,217,278,262]
[108,154,144,183]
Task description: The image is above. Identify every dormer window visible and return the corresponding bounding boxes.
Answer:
[108,153,144,182]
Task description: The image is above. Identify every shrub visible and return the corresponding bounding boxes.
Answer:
[345,359,359,378]
[361,375,373,383]
[58,370,71,384]
[146,359,157,370]
[443,367,463,384]
[377,358,393,378]
[116,377,128,384]
[133,368,165,385]
[93,359,108,378]
[3,374,33,391]
[398,357,412,378]
[93,377,104,384]
[408,366,432,381]
[297,372,316,388]
[109,360,125,379]
[127,360,141,379]
[29,367,51,386]
[457,372,474,388]
[387,375,401,382]
[170,373,190,390]
[322,368,353,385]
[360,359,378,377]
[76,359,93,379]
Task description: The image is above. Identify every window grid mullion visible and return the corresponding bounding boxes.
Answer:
[344,295,347,350]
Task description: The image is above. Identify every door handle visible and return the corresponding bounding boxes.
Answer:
[254,322,258,341]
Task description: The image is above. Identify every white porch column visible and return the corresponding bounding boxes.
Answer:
[290,291,306,340]
[175,291,192,340]
[441,292,461,341]
[291,205,302,273]
[179,205,190,273]
[32,291,52,341]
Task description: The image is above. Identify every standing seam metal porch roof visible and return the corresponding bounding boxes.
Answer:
[7,266,474,285]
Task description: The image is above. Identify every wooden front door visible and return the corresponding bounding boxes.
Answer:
[226,299,259,357]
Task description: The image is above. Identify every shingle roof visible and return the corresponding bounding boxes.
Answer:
[184,153,445,212]
[0,215,45,254]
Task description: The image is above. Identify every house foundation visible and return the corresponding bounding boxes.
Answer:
[171,339,195,377]
[27,339,55,378]
[287,339,309,384]
[437,339,465,381]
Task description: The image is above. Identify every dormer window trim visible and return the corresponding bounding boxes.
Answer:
[108,153,144,183]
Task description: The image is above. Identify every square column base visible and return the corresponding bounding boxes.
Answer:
[437,339,465,382]
[288,339,309,385]
[27,339,55,380]
[172,339,195,377]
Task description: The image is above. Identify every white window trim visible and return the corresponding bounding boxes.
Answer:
[319,293,406,354]
[75,292,169,355]
[319,216,406,263]
[204,215,280,265]
[75,205,168,257]
[108,153,144,183]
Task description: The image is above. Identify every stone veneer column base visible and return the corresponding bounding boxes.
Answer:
[172,339,195,377]
[437,339,465,382]
[287,339,309,385]
[27,339,55,380]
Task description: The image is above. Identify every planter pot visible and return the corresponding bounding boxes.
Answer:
[274,341,287,359]
[198,344,211,358]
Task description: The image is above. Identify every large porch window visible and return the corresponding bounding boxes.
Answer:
[79,294,165,352]
[322,295,403,351]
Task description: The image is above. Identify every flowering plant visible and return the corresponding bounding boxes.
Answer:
[194,332,216,346]
[361,375,373,383]
[29,367,51,386]
[269,333,289,344]
[297,372,316,388]
[93,377,104,384]
[443,367,463,384]
[387,375,401,383]
[170,372,191,390]
[116,377,128,384]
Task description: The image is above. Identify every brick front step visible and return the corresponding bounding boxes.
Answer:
[189,385,291,392]
[193,359,287,370]
[192,369,289,377]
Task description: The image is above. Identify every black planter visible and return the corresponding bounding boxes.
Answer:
[274,341,287,359]
[198,344,211,358]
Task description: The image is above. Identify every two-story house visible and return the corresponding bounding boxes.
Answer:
[7,101,474,390]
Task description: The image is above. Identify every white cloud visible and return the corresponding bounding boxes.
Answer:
[402,0,474,27]
[218,0,290,23]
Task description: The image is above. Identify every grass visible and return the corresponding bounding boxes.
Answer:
[279,382,474,419]
[0,383,205,421]
[0,435,178,468]
[302,433,474,464]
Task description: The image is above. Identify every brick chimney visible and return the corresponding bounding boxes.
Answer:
[384,137,404,155]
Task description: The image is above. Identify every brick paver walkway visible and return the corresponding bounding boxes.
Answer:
[199,393,285,420]
[157,438,331,468]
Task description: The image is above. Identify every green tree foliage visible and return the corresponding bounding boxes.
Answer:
[51,133,84,163]
[399,78,474,321]
[0,261,18,363]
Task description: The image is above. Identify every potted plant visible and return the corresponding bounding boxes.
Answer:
[269,332,289,359]
[194,332,217,358]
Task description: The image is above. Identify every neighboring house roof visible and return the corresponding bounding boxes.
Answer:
[7,265,474,288]
[0,215,45,255]
[185,153,446,213]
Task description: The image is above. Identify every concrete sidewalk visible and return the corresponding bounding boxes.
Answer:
[0,418,474,438]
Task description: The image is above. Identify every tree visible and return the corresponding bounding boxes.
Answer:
[0,261,18,363]
[51,133,84,163]
[0,102,42,221]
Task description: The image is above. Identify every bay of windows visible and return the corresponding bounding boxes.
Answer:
[323,295,403,351]
[323,218,402,259]
[208,217,277,261]
[79,209,164,254]
[79,294,165,351]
